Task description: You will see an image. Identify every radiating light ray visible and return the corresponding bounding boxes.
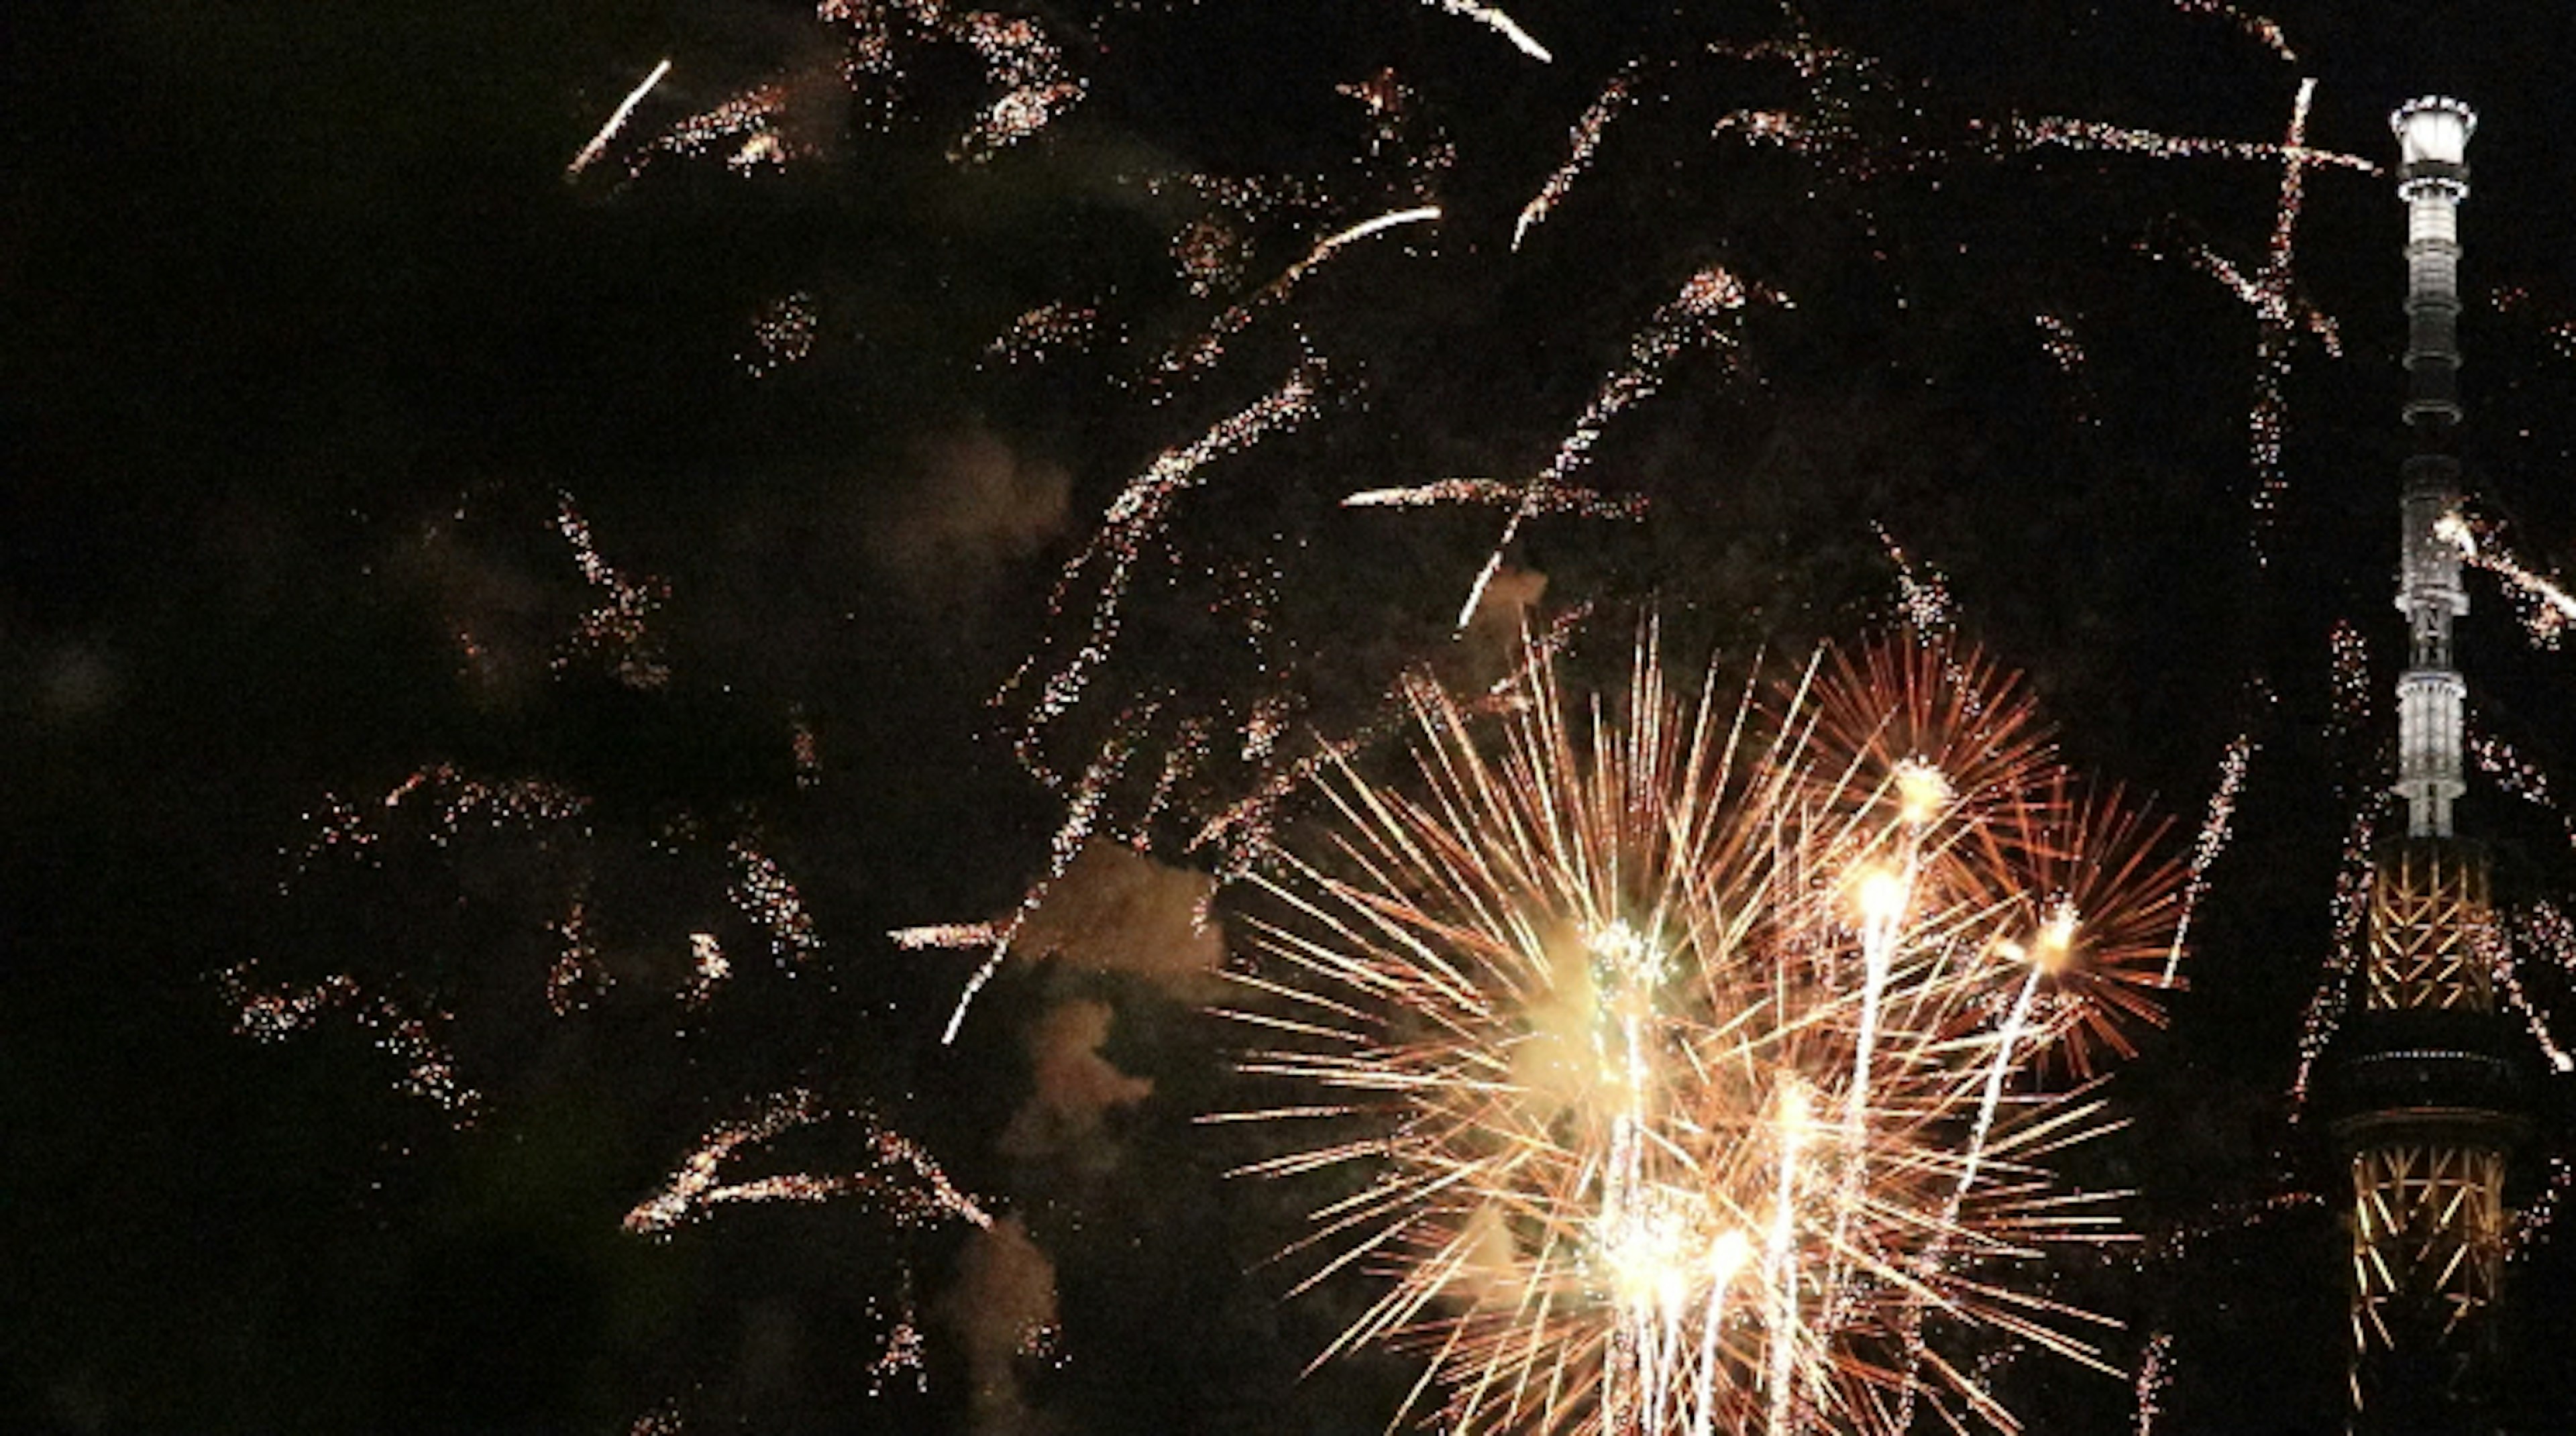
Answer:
[1454,269,1785,632]
[569,58,674,177]
[1227,626,2182,1433]
[624,1090,993,1237]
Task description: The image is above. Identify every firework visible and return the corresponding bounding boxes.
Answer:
[1225,627,2182,1433]
[568,58,674,177]
[2439,510,2576,647]
[1452,268,1784,631]
[625,1090,992,1237]
[1516,66,1640,252]
[556,492,672,690]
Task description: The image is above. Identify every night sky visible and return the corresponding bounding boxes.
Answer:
[13,1,2576,1432]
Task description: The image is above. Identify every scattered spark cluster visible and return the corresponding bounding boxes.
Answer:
[556,492,672,689]
[2031,313,2095,425]
[741,290,819,377]
[1229,630,2184,1433]
[983,302,1102,367]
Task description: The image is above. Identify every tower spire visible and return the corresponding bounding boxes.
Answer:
[2393,96,2474,837]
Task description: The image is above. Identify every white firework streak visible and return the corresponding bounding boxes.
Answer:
[568,58,674,176]
[1155,207,1440,383]
[2167,730,2255,983]
[1342,476,1644,517]
[1419,0,1552,62]
[1453,268,1784,631]
[933,726,1139,1044]
[1513,66,1637,251]
[624,1090,993,1236]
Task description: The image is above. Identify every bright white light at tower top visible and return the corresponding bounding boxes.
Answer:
[2391,97,2475,167]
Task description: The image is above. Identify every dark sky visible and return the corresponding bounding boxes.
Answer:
[12,1,2576,1433]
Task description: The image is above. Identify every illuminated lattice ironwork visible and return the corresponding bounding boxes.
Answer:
[2349,1140,2506,1408]
[2365,839,2492,1013]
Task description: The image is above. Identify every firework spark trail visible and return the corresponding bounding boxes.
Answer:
[1153,207,1440,384]
[1193,601,1592,871]
[1876,524,1955,634]
[2510,1157,2575,1260]
[2170,0,2299,62]
[2481,924,2576,1074]
[2292,797,2385,1108]
[2033,313,2096,424]
[220,964,480,1117]
[2167,731,2255,984]
[729,835,822,962]
[1014,360,1324,758]
[930,728,1138,1045]
[2438,512,2576,647]
[1514,66,1638,251]
[556,492,672,689]
[2124,78,2349,547]
[1452,269,1784,632]
[983,302,1102,368]
[1419,0,1552,62]
[2471,728,2576,852]
[648,83,796,176]
[2133,1329,2176,1435]
[569,58,673,176]
[1343,477,1645,518]
[624,1090,992,1237]
[1229,630,2181,1433]
[2008,114,2371,173]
